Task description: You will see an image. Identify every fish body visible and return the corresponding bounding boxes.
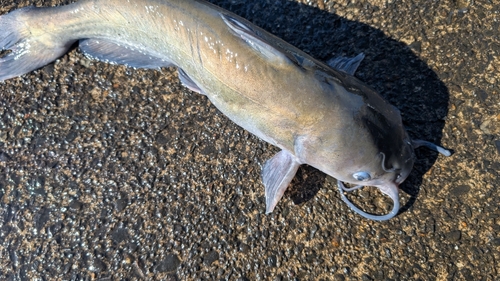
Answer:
[0,0,449,220]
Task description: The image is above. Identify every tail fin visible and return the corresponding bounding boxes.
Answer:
[0,7,75,81]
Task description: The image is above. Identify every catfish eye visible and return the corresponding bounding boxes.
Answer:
[353,172,371,181]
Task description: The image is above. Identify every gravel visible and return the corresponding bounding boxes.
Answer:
[1,0,499,280]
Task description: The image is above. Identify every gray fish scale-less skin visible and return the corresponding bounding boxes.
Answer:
[0,0,447,220]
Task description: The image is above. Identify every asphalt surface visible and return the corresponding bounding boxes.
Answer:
[1,0,499,280]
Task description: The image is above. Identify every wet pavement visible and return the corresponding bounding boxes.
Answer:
[1,0,499,280]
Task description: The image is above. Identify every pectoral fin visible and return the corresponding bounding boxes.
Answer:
[79,39,173,69]
[327,53,365,75]
[221,14,292,66]
[262,150,301,214]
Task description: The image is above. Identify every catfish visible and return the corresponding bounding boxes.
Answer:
[0,0,450,220]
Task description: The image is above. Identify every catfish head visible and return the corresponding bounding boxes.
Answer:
[295,65,450,221]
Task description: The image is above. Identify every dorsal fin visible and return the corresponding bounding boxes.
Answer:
[221,14,292,66]
[327,53,365,75]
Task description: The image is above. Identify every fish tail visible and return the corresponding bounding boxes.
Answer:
[0,7,75,81]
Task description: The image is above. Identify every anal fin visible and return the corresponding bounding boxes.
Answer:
[79,39,173,69]
[261,150,301,214]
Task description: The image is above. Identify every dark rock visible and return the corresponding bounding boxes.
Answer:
[203,250,219,266]
[267,255,277,267]
[114,198,128,212]
[91,259,107,272]
[449,185,470,197]
[69,200,83,211]
[111,227,129,244]
[333,274,345,281]
[445,230,461,242]
[35,207,51,231]
[491,238,500,246]
[362,274,374,281]
[154,254,181,273]
[0,151,11,162]
[156,133,169,145]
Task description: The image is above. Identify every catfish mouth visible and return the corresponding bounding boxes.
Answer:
[336,149,414,221]
[337,181,400,221]
[336,151,408,221]
[337,139,451,221]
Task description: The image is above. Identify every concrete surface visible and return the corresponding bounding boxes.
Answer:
[0,0,499,280]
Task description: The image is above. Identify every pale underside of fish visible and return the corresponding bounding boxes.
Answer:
[0,0,450,220]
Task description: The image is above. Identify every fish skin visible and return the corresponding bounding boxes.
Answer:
[0,0,449,220]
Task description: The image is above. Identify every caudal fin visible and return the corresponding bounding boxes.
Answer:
[0,7,74,81]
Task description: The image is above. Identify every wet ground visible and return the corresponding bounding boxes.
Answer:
[1,0,499,280]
